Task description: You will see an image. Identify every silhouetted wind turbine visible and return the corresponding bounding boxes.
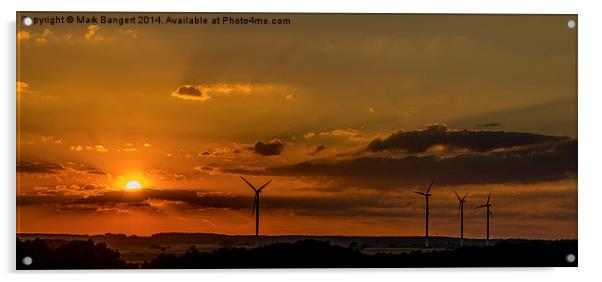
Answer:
[476,191,493,246]
[415,180,434,248]
[454,191,469,247]
[240,176,272,245]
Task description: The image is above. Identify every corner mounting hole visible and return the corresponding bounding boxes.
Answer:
[565,253,576,263]
[22,16,32,26]
[22,256,33,266]
[567,20,576,29]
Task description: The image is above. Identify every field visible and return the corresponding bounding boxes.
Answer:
[18,233,534,264]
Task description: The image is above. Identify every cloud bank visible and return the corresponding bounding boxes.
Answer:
[17,162,65,174]
[226,131,576,189]
[366,124,569,153]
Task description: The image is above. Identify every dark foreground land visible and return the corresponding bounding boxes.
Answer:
[17,235,577,269]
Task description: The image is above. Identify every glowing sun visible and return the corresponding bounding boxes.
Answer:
[116,173,150,191]
[125,180,142,190]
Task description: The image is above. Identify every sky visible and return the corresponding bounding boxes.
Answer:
[16,13,577,239]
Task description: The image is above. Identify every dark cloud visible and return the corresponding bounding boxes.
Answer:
[18,184,108,203]
[253,139,284,156]
[307,145,326,156]
[366,124,569,153]
[17,162,64,174]
[84,168,108,175]
[170,85,210,101]
[64,162,110,176]
[200,151,211,156]
[222,168,265,175]
[18,188,413,218]
[230,139,577,188]
[17,187,576,222]
[490,138,576,156]
[478,122,501,127]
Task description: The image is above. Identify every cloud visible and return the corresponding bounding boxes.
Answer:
[253,139,284,156]
[201,83,253,94]
[84,25,102,41]
[366,124,569,153]
[70,144,109,152]
[40,136,63,144]
[70,145,84,152]
[19,26,138,46]
[304,132,316,140]
[17,187,412,218]
[16,187,576,222]
[228,139,577,189]
[17,31,30,41]
[63,162,111,177]
[84,168,108,175]
[170,83,290,102]
[17,29,52,43]
[171,85,210,102]
[194,166,213,172]
[302,129,367,147]
[307,145,326,156]
[35,28,53,44]
[94,145,109,152]
[322,129,363,138]
[479,122,501,127]
[16,81,30,92]
[170,83,252,102]
[17,162,65,174]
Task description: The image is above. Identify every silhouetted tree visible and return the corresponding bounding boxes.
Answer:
[349,241,358,249]
[17,238,128,269]
[17,237,577,269]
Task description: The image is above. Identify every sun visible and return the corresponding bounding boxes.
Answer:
[116,173,150,191]
[125,180,142,190]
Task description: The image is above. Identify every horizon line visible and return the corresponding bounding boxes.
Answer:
[16,232,577,241]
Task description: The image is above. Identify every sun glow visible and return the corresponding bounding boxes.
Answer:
[116,173,150,191]
[125,180,142,190]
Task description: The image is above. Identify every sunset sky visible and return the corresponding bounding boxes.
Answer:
[17,13,577,239]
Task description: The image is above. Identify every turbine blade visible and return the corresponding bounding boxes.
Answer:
[489,210,493,218]
[426,180,434,194]
[453,190,461,200]
[240,176,257,191]
[414,191,426,196]
[462,193,469,201]
[487,191,491,204]
[476,204,487,209]
[258,179,272,192]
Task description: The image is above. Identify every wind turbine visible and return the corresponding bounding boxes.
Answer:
[414,180,434,248]
[240,176,272,245]
[454,191,469,247]
[476,191,493,246]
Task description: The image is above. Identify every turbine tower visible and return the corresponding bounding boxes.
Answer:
[454,191,469,247]
[476,191,493,246]
[240,176,272,245]
[414,180,434,248]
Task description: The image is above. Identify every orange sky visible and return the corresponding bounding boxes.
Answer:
[17,13,577,239]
